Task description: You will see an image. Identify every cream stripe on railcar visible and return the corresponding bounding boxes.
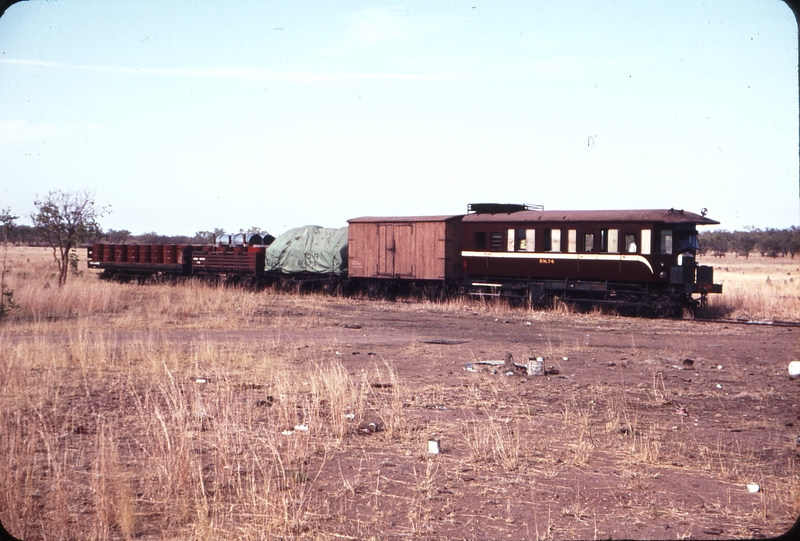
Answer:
[461,251,654,274]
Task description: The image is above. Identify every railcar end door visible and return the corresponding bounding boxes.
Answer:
[393,224,414,277]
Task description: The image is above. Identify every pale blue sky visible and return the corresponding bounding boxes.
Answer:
[0,1,797,236]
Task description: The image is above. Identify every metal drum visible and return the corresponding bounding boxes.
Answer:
[151,245,164,264]
[127,245,140,263]
[163,245,177,264]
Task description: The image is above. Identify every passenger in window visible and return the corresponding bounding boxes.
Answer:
[625,234,637,253]
[515,229,527,251]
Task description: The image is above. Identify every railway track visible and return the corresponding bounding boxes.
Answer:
[694,316,800,328]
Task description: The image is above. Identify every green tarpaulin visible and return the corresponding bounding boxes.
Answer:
[264,226,348,275]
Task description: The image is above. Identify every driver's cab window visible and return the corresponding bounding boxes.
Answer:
[660,230,673,254]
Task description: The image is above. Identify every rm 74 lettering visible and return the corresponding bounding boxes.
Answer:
[538,258,555,264]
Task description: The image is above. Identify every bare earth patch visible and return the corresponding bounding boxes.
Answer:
[2,290,798,540]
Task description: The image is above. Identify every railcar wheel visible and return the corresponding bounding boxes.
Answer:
[365,280,386,299]
[527,284,547,307]
[322,278,341,296]
[422,283,443,301]
[244,277,259,290]
[680,296,700,319]
[651,296,675,318]
[224,276,242,288]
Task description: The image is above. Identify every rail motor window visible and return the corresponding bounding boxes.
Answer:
[625,234,637,253]
[609,229,618,252]
[599,229,619,253]
[678,233,700,253]
[583,233,595,252]
[641,229,651,254]
[508,229,535,251]
[567,229,577,253]
[475,232,486,250]
[660,230,673,254]
[543,228,561,252]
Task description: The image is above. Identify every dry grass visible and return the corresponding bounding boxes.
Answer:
[0,334,402,539]
[1,245,798,539]
[700,253,800,320]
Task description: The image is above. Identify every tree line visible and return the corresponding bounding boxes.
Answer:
[5,223,230,246]
[698,227,800,258]
[5,225,271,247]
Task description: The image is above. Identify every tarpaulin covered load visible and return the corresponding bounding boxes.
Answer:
[264,226,348,275]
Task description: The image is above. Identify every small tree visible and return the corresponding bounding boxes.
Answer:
[789,226,800,258]
[32,190,107,287]
[0,208,17,319]
[732,228,759,258]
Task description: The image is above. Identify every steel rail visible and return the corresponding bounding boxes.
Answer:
[693,317,800,328]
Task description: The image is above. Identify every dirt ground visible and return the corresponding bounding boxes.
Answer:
[238,298,800,540]
[3,291,800,540]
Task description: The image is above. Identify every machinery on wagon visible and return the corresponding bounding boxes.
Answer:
[87,204,722,317]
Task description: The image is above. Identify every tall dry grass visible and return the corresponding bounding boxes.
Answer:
[1,246,336,331]
[700,253,800,320]
[0,333,401,539]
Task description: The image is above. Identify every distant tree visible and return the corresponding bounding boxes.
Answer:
[31,190,107,287]
[732,228,759,258]
[166,235,194,244]
[194,231,215,243]
[105,229,132,243]
[138,231,169,245]
[789,226,800,258]
[698,230,731,256]
[245,226,270,237]
[758,228,791,258]
[1,208,18,319]
[11,224,37,245]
